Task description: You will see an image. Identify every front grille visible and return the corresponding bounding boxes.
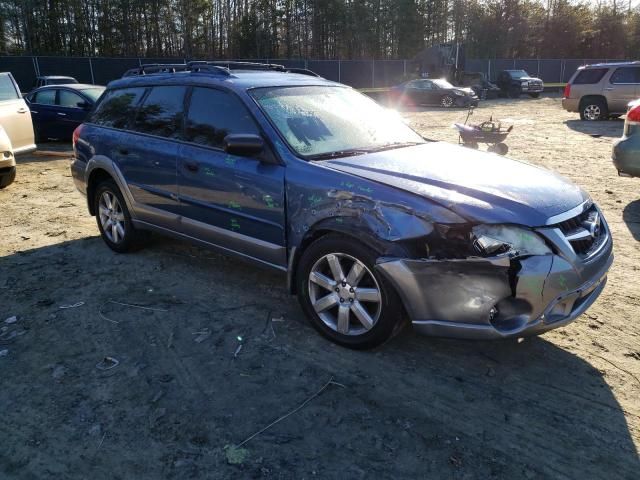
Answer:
[551,205,604,257]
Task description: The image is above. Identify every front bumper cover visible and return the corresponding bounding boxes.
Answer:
[376,226,613,340]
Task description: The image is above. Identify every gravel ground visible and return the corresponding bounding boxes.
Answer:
[0,96,638,479]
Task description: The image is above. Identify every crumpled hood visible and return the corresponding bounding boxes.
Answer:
[322,142,588,226]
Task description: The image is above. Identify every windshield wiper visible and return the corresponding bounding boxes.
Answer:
[307,149,371,160]
[362,141,424,153]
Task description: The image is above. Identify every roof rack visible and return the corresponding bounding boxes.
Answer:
[122,63,231,78]
[122,61,320,79]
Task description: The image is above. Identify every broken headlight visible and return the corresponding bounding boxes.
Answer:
[472,225,551,257]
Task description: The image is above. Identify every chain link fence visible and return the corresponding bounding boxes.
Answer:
[0,56,626,92]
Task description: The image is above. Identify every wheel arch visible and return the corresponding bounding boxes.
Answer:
[86,168,114,215]
[287,220,408,294]
[579,94,608,110]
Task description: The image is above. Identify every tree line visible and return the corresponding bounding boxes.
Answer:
[0,1,638,60]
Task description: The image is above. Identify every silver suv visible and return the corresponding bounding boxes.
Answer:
[562,61,640,121]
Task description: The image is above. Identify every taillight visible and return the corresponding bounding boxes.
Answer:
[72,124,84,147]
[627,104,640,123]
[563,83,571,98]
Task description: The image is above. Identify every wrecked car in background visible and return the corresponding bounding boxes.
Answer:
[389,78,479,108]
[71,62,613,349]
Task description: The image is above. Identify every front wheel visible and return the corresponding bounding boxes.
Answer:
[440,95,454,108]
[0,167,16,189]
[296,235,403,349]
[508,87,521,98]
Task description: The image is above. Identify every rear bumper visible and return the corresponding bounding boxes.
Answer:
[376,226,613,340]
[612,135,640,177]
[562,98,579,113]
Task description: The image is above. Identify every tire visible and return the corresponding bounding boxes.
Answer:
[528,93,540,98]
[94,179,146,253]
[296,234,403,349]
[508,87,521,98]
[0,168,16,189]
[440,95,454,108]
[488,143,509,155]
[580,98,608,121]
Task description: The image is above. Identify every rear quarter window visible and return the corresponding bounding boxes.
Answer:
[90,87,146,129]
[573,68,608,84]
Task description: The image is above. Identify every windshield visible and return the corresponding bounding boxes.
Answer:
[432,79,454,89]
[508,70,529,79]
[80,87,105,102]
[251,86,425,158]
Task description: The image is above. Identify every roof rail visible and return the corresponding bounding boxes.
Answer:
[122,61,319,78]
[188,61,320,77]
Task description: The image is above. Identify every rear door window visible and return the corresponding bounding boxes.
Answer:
[0,74,19,101]
[573,68,607,84]
[91,87,146,129]
[132,86,187,139]
[610,67,640,84]
[58,90,85,108]
[33,89,57,105]
[185,87,259,148]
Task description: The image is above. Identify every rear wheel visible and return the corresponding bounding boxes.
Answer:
[94,179,146,253]
[296,235,403,349]
[580,98,608,121]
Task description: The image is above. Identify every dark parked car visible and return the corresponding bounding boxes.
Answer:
[71,62,612,349]
[33,75,78,90]
[390,78,479,108]
[26,84,105,141]
[458,72,501,99]
[612,99,640,177]
[496,70,544,98]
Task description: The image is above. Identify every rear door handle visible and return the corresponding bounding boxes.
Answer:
[17,108,27,113]
[604,87,614,91]
[30,110,38,114]
[184,161,199,172]
[57,112,67,116]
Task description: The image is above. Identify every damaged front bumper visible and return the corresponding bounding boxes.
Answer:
[376,224,613,340]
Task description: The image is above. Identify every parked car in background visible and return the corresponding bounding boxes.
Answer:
[496,70,544,98]
[26,84,105,141]
[612,99,640,177]
[390,78,479,108]
[0,72,36,188]
[563,61,640,121]
[458,72,501,99]
[33,75,78,90]
[71,62,612,349]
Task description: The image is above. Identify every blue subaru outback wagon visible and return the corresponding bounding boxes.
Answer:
[71,62,613,349]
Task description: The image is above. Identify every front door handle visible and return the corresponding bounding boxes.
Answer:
[184,161,199,172]
[30,110,38,114]
[17,108,27,113]
[57,112,67,116]
[604,87,614,91]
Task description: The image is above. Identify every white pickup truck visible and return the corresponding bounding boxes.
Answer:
[0,72,36,188]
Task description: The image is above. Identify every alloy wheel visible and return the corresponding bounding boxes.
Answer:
[98,191,126,243]
[441,96,454,107]
[308,253,382,336]
[584,105,601,121]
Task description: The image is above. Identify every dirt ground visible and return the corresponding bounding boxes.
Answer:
[1,96,639,479]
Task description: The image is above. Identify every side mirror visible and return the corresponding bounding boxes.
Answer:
[77,101,90,110]
[223,134,264,157]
